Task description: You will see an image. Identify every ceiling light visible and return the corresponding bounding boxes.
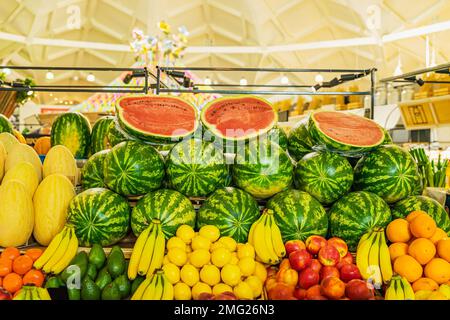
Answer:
[54,97,58,101]
[86,73,95,82]
[204,76,212,85]
[46,71,54,80]
[315,74,324,84]
[239,77,247,86]
[2,68,11,75]
[280,75,289,85]
[27,90,33,96]
[49,93,53,97]
[73,75,79,81]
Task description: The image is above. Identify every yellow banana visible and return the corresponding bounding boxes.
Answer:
[51,228,79,274]
[142,273,161,300]
[30,287,40,300]
[24,287,32,300]
[356,230,377,280]
[37,287,52,300]
[395,277,405,300]
[247,218,256,244]
[43,227,72,273]
[161,274,174,300]
[138,223,158,276]
[357,231,370,252]
[34,227,67,269]
[131,276,152,300]
[128,225,152,280]
[384,281,396,300]
[12,288,27,300]
[367,230,382,288]
[263,215,280,264]
[253,216,275,264]
[400,277,415,300]
[147,225,165,276]
[379,229,393,284]
[269,215,286,259]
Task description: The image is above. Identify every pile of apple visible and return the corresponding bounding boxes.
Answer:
[266,236,376,300]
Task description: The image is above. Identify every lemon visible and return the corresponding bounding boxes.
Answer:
[234,281,254,300]
[191,282,212,300]
[176,225,195,243]
[163,255,171,265]
[218,236,237,251]
[174,282,192,300]
[200,264,221,286]
[189,249,211,268]
[180,264,199,287]
[212,283,233,295]
[221,264,241,287]
[162,263,180,284]
[199,225,220,242]
[210,241,226,252]
[238,257,256,277]
[253,261,268,283]
[167,247,187,266]
[191,235,211,251]
[167,237,187,251]
[211,247,232,268]
[185,245,192,253]
[229,253,239,265]
[245,275,263,298]
[237,243,255,259]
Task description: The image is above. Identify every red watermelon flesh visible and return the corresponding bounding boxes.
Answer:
[201,96,277,140]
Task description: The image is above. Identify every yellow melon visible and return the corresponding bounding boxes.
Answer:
[0,141,5,182]
[5,143,42,182]
[2,161,39,196]
[43,145,78,185]
[33,174,75,246]
[0,180,34,247]
[0,132,19,153]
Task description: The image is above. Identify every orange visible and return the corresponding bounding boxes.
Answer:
[3,273,23,293]
[1,247,20,261]
[23,269,44,287]
[409,214,436,238]
[429,228,448,245]
[12,255,33,275]
[424,258,450,284]
[386,219,411,243]
[0,277,2,287]
[412,277,439,292]
[437,239,450,263]
[0,257,12,277]
[25,248,43,262]
[408,238,436,265]
[393,255,423,283]
[388,242,409,262]
[406,210,427,222]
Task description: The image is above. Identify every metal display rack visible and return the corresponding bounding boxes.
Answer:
[380,62,450,86]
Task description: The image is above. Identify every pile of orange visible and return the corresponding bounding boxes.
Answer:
[386,210,450,297]
[0,247,44,295]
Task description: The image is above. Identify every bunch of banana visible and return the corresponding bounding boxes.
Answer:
[13,286,51,300]
[131,269,173,300]
[356,228,392,288]
[384,276,415,300]
[128,219,165,280]
[248,209,285,265]
[34,225,79,274]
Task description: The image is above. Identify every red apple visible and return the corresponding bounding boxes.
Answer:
[327,237,348,258]
[289,249,312,271]
[305,235,327,255]
[318,245,340,266]
[309,259,322,273]
[199,292,215,300]
[293,287,307,300]
[268,282,295,300]
[214,292,237,300]
[276,267,298,288]
[267,266,278,278]
[265,277,278,291]
[340,263,362,283]
[284,239,306,255]
[0,288,11,300]
[336,252,354,269]
[298,267,320,289]
[320,266,340,280]
[345,279,375,300]
[320,276,345,300]
[308,295,328,300]
[279,258,291,271]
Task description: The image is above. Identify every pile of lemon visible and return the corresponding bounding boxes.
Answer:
[161,224,267,300]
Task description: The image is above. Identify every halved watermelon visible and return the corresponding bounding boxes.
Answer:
[201,96,277,142]
[308,111,384,154]
[116,95,199,143]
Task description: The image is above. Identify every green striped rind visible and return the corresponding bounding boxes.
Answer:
[107,120,128,147]
[266,126,288,150]
[51,112,91,159]
[287,122,313,161]
[391,195,450,234]
[353,145,421,203]
[294,151,353,205]
[131,189,196,238]
[166,138,229,197]
[103,141,165,196]
[381,128,393,145]
[67,188,130,246]
[0,114,13,134]
[328,191,392,251]
[232,142,293,199]
[90,116,114,154]
[81,150,110,189]
[197,187,260,243]
[266,189,328,242]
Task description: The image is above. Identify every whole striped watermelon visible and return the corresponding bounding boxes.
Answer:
[106,120,128,147]
[382,128,393,144]
[131,189,196,238]
[67,188,130,246]
[392,195,450,234]
[51,112,91,159]
[232,141,293,199]
[166,138,229,197]
[103,141,165,196]
[81,150,110,189]
[0,114,13,134]
[294,151,353,205]
[328,191,392,251]
[266,189,328,242]
[354,145,420,203]
[90,116,114,154]
[267,126,288,150]
[197,187,260,243]
[287,122,313,161]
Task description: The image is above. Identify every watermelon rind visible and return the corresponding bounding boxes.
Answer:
[287,121,314,161]
[266,126,288,150]
[131,189,196,238]
[107,119,129,147]
[0,114,13,134]
[81,150,110,189]
[197,187,260,243]
[90,116,114,154]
